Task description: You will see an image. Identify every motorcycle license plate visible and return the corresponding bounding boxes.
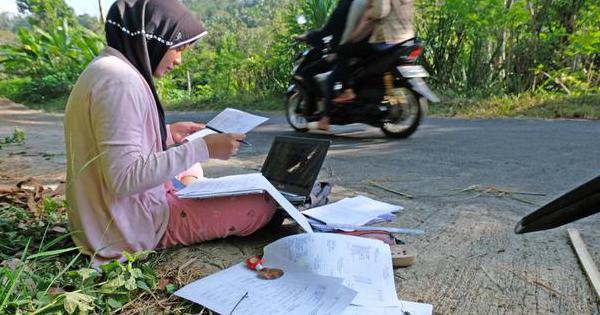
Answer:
[397,65,429,78]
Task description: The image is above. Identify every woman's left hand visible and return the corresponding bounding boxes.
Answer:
[170,122,205,144]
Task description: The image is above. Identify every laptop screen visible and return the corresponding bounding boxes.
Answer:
[261,136,331,197]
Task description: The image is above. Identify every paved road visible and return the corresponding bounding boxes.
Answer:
[2,100,598,314]
[169,112,600,314]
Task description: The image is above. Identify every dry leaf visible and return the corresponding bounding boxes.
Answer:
[157,278,172,290]
[27,195,39,216]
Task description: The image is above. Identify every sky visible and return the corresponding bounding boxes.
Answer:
[0,0,116,16]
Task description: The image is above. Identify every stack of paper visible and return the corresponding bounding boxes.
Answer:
[303,195,403,226]
[176,173,314,233]
[264,234,432,314]
[175,233,432,315]
[263,233,398,306]
[185,108,268,141]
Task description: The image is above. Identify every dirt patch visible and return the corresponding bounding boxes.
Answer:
[0,99,66,185]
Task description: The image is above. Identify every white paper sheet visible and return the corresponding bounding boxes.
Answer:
[175,263,357,315]
[176,173,265,197]
[185,108,269,141]
[176,173,313,233]
[341,301,433,315]
[262,233,399,306]
[303,195,403,226]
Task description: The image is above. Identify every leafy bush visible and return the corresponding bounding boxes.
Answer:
[0,77,30,101]
[416,0,599,96]
[0,19,103,103]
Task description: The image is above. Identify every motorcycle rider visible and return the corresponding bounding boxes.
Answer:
[295,0,354,51]
[294,0,358,115]
[318,0,415,131]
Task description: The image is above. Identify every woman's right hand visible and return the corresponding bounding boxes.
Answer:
[203,133,246,160]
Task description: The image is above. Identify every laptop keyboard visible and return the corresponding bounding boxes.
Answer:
[281,191,306,204]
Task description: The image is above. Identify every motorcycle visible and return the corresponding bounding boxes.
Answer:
[285,30,440,138]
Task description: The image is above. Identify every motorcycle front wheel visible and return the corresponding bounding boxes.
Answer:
[380,88,423,138]
[285,89,309,132]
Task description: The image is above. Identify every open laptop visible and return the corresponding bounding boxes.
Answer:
[261,136,331,205]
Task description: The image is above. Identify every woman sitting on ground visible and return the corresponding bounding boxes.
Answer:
[64,0,276,266]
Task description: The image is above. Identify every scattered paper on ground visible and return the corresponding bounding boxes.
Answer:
[302,195,403,226]
[175,263,356,315]
[263,233,399,307]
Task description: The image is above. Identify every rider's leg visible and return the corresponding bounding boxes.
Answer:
[319,63,344,131]
[298,58,333,113]
[331,41,382,103]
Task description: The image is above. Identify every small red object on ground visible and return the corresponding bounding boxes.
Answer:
[245,256,284,280]
[245,256,264,271]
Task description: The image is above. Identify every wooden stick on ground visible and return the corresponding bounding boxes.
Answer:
[567,229,600,301]
[367,180,413,199]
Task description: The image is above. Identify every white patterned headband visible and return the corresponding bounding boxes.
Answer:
[107,19,207,48]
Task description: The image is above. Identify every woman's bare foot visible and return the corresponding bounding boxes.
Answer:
[333,89,356,104]
[317,116,330,131]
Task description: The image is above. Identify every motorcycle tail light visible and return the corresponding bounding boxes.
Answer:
[407,47,422,61]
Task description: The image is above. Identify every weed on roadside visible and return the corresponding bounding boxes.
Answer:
[429,94,600,120]
[0,127,26,149]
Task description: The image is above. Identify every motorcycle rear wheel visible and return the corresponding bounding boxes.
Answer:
[285,90,309,132]
[380,88,423,138]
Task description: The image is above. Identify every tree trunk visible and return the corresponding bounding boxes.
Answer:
[98,0,105,25]
[500,0,513,77]
[187,71,192,96]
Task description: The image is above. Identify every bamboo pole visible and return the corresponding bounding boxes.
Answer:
[568,229,600,301]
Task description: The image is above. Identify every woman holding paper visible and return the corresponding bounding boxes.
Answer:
[64,0,276,266]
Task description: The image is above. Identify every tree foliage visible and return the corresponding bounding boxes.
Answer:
[0,0,598,107]
[416,0,599,96]
[17,0,78,29]
[0,13,103,102]
[164,0,598,103]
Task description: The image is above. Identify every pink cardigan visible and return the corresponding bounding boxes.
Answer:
[64,47,209,264]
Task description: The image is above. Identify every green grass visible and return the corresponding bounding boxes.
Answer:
[0,196,200,314]
[163,93,284,112]
[429,93,600,120]
[4,85,600,120]
[0,76,70,113]
[25,95,70,113]
[2,92,284,113]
